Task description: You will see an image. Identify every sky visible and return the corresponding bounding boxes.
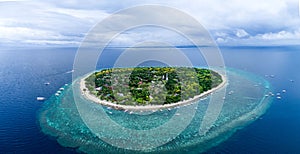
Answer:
[0,0,300,47]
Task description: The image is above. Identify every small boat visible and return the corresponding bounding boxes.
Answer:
[59,88,64,91]
[44,82,50,85]
[277,96,281,99]
[282,90,286,93]
[228,91,234,95]
[37,97,46,101]
[66,70,75,74]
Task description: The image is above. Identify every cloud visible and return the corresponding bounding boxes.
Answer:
[236,29,249,38]
[0,0,27,2]
[215,29,300,46]
[0,1,110,46]
[255,30,300,40]
[0,0,299,46]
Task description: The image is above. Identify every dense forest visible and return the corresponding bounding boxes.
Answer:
[85,67,222,105]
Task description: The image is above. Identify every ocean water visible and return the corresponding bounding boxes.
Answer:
[38,67,272,153]
[0,46,300,153]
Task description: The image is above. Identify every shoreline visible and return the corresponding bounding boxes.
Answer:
[79,70,227,111]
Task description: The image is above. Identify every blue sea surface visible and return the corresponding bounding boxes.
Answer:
[0,46,300,153]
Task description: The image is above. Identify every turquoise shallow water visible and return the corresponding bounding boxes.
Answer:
[39,68,272,153]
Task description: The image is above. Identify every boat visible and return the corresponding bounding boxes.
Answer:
[37,97,46,101]
[228,90,234,95]
[277,96,281,99]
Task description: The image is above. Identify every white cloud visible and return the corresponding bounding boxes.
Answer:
[0,26,60,40]
[45,8,109,23]
[216,37,226,43]
[215,29,300,46]
[0,0,27,2]
[0,1,109,46]
[255,30,300,40]
[236,29,249,38]
[0,26,83,46]
[0,0,299,46]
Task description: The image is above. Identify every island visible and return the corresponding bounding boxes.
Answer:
[80,67,226,111]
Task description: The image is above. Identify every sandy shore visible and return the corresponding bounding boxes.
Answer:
[80,70,227,111]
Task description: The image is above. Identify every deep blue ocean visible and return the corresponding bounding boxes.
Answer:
[1,46,300,153]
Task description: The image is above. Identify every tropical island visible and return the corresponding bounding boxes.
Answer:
[81,67,226,111]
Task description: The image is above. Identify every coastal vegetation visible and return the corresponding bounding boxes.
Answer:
[85,67,222,105]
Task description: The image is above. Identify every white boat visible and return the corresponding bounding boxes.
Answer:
[66,70,75,74]
[228,90,234,95]
[37,97,46,101]
[44,82,50,85]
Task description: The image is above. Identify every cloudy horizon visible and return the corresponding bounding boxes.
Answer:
[0,0,300,47]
